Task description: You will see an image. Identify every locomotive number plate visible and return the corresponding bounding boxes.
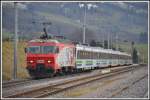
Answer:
[37,60,44,63]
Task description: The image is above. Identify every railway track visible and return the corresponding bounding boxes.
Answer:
[3,64,141,98]
[2,79,31,88]
[2,70,93,89]
[110,74,148,97]
[2,65,131,89]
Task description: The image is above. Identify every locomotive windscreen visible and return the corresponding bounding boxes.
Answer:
[28,46,40,54]
[27,46,58,54]
[42,46,56,54]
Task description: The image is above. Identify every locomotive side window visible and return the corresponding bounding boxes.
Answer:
[55,47,59,53]
[28,46,40,54]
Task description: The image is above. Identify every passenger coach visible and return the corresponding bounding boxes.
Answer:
[76,44,132,69]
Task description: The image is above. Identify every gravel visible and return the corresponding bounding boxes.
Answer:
[49,66,148,98]
[113,75,148,98]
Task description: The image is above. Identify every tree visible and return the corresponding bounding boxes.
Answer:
[139,32,148,43]
[118,47,124,52]
[112,44,116,50]
[132,48,138,64]
[96,41,103,47]
[90,40,96,46]
[104,40,108,49]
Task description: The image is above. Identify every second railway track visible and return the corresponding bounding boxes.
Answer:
[2,79,32,88]
[3,64,142,98]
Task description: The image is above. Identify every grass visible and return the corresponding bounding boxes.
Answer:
[135,43,148,63]
[2,41,29,80]
[118,42,148,63]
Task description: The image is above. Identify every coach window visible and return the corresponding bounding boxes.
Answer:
[77,51,80,58]
[92,52,94,59]
[84,51,86,58]
[100,53,102,59]
[104,53,106,59]
[85,51,87,58]
[77,51,80,59]
[106,53,108,59]
[98,53,100,59]
[96,52,98,59]
[94,52,95,59]
[80,51,82,58]
[80,51,82,59]
[102,53,105,59]
[77,51,79,59]
[95,52,97,59]
[88,52,90,59]
[101,53,103,59]
[111,54,113,59]
[90,52,92,59]
[83,51,85,59]
[97,52,98,59]
[86,51,88,59]
[81,51,83,59]
[86,51,88,58]
[80,51,83,59]
[94,52,96,59]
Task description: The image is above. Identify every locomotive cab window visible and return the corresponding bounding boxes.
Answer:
[27,46,40,54]
[42,46,58,54]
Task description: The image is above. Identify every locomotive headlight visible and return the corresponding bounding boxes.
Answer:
[30,60,34,63]
[47,60,51,63]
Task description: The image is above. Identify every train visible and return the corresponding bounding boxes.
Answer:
[25,37,132,78]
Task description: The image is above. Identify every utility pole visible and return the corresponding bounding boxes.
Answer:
[103,33,105,48]
[79,3,97,44]
[107,32,110,49]
[13,2,18,80]
[115,33,118,51]
[110,33,112,49]
[131,41,134,63]
[83,4,87,44]
[143,55,144,64]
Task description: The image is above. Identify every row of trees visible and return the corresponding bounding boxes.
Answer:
[90,40,122,51]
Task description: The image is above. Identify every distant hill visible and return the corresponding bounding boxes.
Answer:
[2,2,148,43]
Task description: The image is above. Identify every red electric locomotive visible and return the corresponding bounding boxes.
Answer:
[25,34,76,78]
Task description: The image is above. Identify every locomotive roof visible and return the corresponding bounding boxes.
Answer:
[76,44,131,57]
[29,38,73,44]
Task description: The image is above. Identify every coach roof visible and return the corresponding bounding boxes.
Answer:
[76,44,131,56]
